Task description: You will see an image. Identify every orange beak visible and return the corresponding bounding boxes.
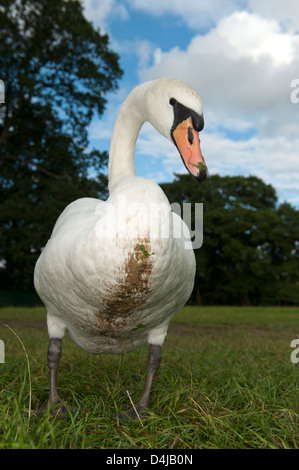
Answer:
[173,117,208,181]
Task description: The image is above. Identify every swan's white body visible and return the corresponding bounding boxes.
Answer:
[34,179,195,354]
[34,78,204,358]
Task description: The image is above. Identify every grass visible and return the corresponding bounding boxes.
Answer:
[0,305,298,449]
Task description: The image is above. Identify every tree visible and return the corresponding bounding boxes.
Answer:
[161,174,299,306]
[267,202,299,305]
[0,0,123,292]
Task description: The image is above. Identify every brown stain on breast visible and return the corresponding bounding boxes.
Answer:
[94,240,153,332]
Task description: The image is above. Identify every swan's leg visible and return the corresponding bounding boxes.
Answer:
[118,344,161,421]
[47,338,63,406]
[137,344,161,409]
[36,338,68,415]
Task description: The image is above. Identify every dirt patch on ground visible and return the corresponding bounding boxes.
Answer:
[169,325,195,336]
[251,328,272,336]
[169,324,225,337]
[169,323,275,338]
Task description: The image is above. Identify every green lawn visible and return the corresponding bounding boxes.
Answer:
[0,306,298,449]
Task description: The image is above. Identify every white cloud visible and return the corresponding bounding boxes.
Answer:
[135,40,155,68]
[217,11,295,66]
[83,0,129,31]
[201,132,299,207]
[138,11,299,127]
[137,10,299,206]
[249,0,299,32]
[128,0,299,33]
[127,0,248,30]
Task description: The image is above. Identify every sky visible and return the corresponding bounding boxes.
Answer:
[82,0,299,208]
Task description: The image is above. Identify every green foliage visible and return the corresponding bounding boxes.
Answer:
[139,245,155,257]
[0,0,123,290]
[194,161,208,173]
[131,323,145,332]
[161,174,299,306]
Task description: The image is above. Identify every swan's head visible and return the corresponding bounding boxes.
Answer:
[144,78,207,182]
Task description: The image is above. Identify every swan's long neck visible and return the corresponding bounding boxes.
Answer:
[108,83,150,194]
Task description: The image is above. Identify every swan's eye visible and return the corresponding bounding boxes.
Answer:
[169,98,177,106]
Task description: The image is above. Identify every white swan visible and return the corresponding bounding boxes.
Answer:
[34,78,207,418]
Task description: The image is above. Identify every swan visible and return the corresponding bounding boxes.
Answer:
[34,78,207,419]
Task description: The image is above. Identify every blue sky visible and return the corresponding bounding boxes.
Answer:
[83,0,299,208]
